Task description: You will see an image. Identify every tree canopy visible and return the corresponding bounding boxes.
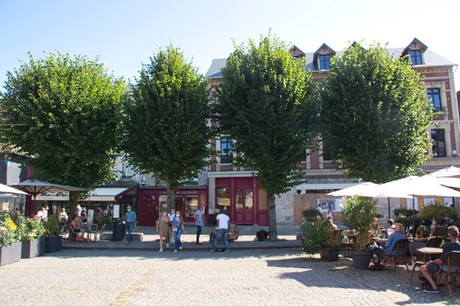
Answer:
[217,34,316,239]
[0,52,126,189]
[320,43,433,183]
[123,45,210,209]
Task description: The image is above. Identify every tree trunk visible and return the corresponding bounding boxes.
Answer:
[68,191,80,217]
[166,181,176,212]
[267,190,278,240]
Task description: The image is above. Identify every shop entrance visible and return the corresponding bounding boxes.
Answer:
[235,188,253,224]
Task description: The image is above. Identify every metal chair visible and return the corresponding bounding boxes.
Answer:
[383,238,410,271]
[408,241,427,280]
[441,250,460,298]
[426,237,443,248]
[87,224,99,241]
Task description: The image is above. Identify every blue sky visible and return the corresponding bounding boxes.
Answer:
[1,0,459,88]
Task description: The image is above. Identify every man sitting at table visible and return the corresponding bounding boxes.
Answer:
[419,225,460,294]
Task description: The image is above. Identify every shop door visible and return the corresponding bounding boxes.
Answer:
[139,198,158,226]
[235,188,253,224]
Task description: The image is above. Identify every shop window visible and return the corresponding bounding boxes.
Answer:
[236,189,253,210]
[258,188,268,210]
[427,88,442,112]
[185,196,198,217]
[431,129,446,157]
[217,187,231,212]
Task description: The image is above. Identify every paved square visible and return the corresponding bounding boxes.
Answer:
[0,249,457,305]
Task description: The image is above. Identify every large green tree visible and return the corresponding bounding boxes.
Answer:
[217,34,316,239]
[123,45,210,210]
[0,52,126,197]
[320,43,433,183]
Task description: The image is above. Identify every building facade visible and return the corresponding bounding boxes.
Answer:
[205,38,460,226]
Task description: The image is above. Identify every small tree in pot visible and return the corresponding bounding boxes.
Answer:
[300,219,342,261]
[341,196,378,269]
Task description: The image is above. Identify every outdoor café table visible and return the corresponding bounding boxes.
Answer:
[416,247,443,261]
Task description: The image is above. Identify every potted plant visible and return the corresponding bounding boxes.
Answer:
[0,212,21,266]
[17,214,46,258]
[420,201,458,237]
[43,215,63,253]
[341,196,378,269]
[300,219,343,261]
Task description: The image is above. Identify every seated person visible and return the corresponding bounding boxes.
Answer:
[419,225,460,294]
[70,216,85,237]
[58,208,68,224]
[327,217,338,230]
[386,219,395,237]
[384,223,406,256]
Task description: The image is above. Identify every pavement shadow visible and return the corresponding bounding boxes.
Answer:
[266,255,460,303]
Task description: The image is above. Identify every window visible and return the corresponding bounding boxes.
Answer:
[427,88,442,112]
[410,50,422,65]
[431,129,446,157]
[220,137,233,164]
[319,55,330,70]
[322,140,334,161]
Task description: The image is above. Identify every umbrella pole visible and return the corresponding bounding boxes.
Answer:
[412,196,416,238]
[387,197,391,219]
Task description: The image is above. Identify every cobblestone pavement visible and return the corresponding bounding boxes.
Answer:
[1,249,459,306]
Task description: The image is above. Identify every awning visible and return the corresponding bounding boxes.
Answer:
[35,187,129,202]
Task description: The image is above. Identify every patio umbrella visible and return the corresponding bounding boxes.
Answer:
[379,175,460,236]
[328,182,411,218]
[426,166,460,178]
[0,183,28,195]
[11,179,86,200]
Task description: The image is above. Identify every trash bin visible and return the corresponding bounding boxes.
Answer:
[112,219,126,241]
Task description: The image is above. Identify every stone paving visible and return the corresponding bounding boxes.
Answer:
[1,247,460,306]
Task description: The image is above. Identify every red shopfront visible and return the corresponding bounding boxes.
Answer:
[215,177,268,226]
[137,186,207,226]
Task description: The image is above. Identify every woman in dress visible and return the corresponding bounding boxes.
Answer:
[157,210,170,252]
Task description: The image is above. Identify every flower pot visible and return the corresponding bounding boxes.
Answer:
[0,242,22,266]
[320,248,340,261]
[351,250,373,269]
[45,236,63,253]
[22,239,45,258]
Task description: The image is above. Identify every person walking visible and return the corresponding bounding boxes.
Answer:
[125,205,137,245]
[195,206,205,244]
[172,210,185,253]
[157,210,170,252]
[210,209,231,253]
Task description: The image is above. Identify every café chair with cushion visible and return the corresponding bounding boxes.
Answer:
[87,224,99,241]
[439,251,460,298]
[408,241,427,281]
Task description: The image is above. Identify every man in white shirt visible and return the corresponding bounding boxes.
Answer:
[210,209,231,253]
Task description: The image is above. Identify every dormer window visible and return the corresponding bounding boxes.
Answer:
[402,38,427,66]
[410,50,423,65]
[319,55,330,70]
[313,43,335,71]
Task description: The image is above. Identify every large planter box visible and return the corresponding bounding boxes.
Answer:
[0,242,22,266]
[45,236,63,253]
[22,239,45,258]
[320,248,340,261]
[351,250,373,269]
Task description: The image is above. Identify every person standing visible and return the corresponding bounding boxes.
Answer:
[168,208,176,246]
[195,206,205,244]
[157,210,170,252]
[43,205,49,220]
[172,210,185,253]
[326,206,334,221]
[58,208,68,225]
[125,205,137,245]
[76,204,82,217]
[211,209,231,253]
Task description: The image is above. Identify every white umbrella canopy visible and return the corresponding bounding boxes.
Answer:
[328,182,412,198]
[426,166,460,178]
[0,183,28,195]
[11,179,86,199]
[379,175,460,197]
